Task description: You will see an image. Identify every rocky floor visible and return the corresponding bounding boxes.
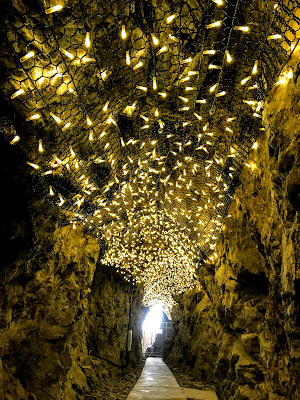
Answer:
[168,364,216,392]
[97,363,144,400]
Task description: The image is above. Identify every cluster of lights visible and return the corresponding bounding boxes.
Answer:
[2,0,297,309]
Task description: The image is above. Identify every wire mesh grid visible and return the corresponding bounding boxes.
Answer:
[0,0,299,306]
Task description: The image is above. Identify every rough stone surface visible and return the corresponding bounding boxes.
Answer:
[0,132,144,399]
[166,54,300,400]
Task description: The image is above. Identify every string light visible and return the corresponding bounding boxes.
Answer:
[121,25,127,39]
[20,51,34,62]
[85,32,91,47]
[45,5,63,14]
[3,0,280,310]
[166,14,178,23]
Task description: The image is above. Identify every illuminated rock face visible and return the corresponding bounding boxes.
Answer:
[166,55,300,400]
[0,133,144,399]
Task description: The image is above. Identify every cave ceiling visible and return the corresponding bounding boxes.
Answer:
[0,0,298,308]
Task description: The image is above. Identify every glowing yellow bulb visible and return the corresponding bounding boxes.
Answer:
[152,34,159,45]
[208,64,221,69]
[140,115,149,121]
[26,114,40,121]
[82,57,96,62]
[153,77,157,90]
[178,96,189,102]
[155,109,159,117]
[193,112,202,120]
[225,50,232,63]
[10,135,20,145]
[267,34,282,40]
[85,32,91,48]
[50,113,61,123]
[10,89,25,99]
[252,142,258,149]
[20,51,35,63]
[89,131,93,141]
[252,60,258,74]
[203,50,216,55]
[206,21,222,29]
[234,26,250,32]
[49,186,54,196]
[133,62,143,70]
[45,5,63,14]
[86,116,92,126]
[168,34,179,42]
[241,76,251,85]
[126,51,130,65]
[62,122,71,131]
[38,139,43,153]
[103,101,109,112]
[27,161,39,169]
[166,14,178,23]
[136,86,147,91]
[60,47,74,60]
[158,92,167,97]
[157,46,167,55]
[121,25,127,39]
[209,83,218,92]
[182,57,192,63]
[212,0,224,4]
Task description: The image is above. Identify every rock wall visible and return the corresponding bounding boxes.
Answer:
[0,130,144,399]
[167,55,300,400]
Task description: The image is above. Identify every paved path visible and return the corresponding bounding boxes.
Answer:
[126,357,186,400]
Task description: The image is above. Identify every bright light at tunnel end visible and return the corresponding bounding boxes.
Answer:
[143,303,163,335]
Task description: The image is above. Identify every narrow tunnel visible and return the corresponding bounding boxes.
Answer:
[0,1,299,399]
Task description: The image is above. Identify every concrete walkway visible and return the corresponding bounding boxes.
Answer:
[126,357,186,400]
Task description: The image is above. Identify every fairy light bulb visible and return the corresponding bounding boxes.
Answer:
[133,62,143,70]
[158,92,167,97]
[126,51,130,65]
[26,114,40,121]
[157,46,167,55]
[45,5,63,14]
[137,86,147,91]
[152,34,159,45]
[234,26,250,32]
[267,34,282,40]
[60,48,74,59]
[225,50,232,63]
[203,50,216,55]
[10,135,20,145]
[206,21,222,29]
[38,139,43,153]
[103,101,109,112]
[27,161,39,169]
[153,77,157,90]
[85,32,91,48]
[155,109,159,117]
[166,14,178,23]
[252,60,258,74]
[50,113,61,123]
[49,186,54,196]
[209,83,218,92]
[208,64,221,69]
[20,51,34,62]
[121,25,127,39]
[241,76,251,85]
[10,89,25,99]
[86,116,92,126]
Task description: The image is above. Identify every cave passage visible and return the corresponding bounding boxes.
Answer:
[0,0,299,399]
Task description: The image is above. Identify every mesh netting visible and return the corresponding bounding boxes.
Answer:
[0,0,299,307]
